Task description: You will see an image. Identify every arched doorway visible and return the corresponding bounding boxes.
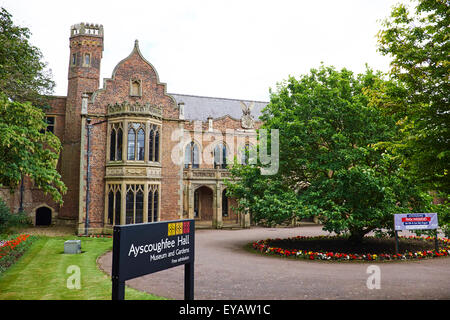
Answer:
[194,186,214,221]
[35,206,52,226]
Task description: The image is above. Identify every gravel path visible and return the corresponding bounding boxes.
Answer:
[97,225,450,300]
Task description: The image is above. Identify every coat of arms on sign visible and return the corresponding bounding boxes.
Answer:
[168,223,175,236]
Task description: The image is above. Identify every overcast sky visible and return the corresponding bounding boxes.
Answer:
[2,0,400,102]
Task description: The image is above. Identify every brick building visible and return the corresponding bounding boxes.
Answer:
[0,23,269,234]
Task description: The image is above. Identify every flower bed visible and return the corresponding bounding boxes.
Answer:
[251,235,450,262]
[0,234,34,272]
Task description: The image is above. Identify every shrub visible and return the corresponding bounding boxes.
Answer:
[0,199,11,234]
[0,199,32,234]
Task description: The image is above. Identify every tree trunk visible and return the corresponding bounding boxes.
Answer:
[348,229,370,244]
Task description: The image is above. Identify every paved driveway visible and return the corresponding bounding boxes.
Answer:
[97,225,450,300]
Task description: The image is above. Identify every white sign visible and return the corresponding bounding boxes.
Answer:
[394,213,438,230]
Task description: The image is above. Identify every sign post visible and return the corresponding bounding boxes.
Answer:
[434,229,439,252]
[394,230,399,255]
[394,213,439,255]
[184,261,194,300]
[111,219,195,300]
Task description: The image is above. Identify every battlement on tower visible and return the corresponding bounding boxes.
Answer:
[70,23,104,38]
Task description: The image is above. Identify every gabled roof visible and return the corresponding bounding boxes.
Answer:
[169,93,268,122]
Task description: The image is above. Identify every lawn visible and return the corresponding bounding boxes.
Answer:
[0,236,166,300]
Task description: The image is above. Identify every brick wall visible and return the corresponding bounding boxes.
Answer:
[60,33,103,221]
[78,42,182,232]
[160,120,183,221]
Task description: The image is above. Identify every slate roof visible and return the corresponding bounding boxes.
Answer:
[168,93,269,122]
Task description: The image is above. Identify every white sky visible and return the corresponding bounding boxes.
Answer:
[1,0,399,102]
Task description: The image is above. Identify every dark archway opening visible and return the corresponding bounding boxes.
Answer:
[35,207,52,226]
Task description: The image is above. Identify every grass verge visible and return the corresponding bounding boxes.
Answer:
[0,236,166,300]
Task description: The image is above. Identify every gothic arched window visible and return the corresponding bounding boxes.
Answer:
[127,123,145,161]
[153,189,159,222]
[110,123,123,161]
[149,128,154,161]
[108,190,114,224]
[184,141,200,168]
[146,185,159,223]
[127,128,136,161]
[116,128,123,160]
[106,184,121,225]
[154,131,160,162]
[137,128,145,161]
[115,190,121,225]
[110,129,116,161]
[148,125,160,162]
[125,184,144,224]
[214,143,227,169]
[135,189,144,224]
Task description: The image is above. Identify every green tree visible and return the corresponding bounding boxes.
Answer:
[227,66,429,243]
[0,7,55,107]
[0,8,65,206]
[376,0,449,194]
[0,94,66,204]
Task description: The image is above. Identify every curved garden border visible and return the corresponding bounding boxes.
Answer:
[252,235,450,262]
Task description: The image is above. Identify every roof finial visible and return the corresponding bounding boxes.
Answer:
[134,39,139,48]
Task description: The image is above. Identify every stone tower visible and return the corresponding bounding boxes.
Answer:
[59,23,104,220]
